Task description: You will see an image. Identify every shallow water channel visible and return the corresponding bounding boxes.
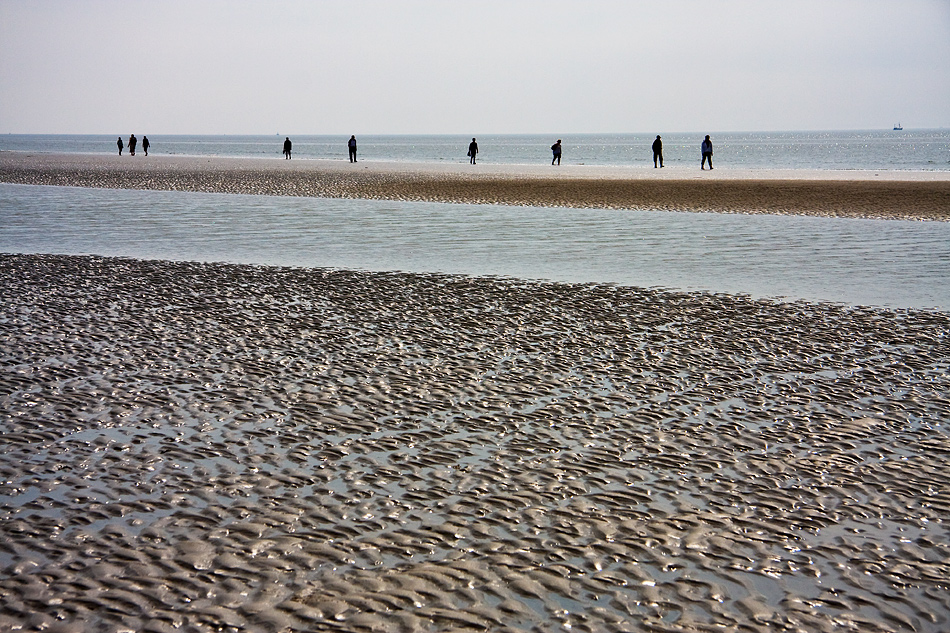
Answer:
[2,182,949,309]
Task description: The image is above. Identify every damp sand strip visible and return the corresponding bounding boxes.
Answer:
[3,151,950,220]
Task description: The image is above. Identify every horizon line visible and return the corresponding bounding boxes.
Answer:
[4,127,945,137]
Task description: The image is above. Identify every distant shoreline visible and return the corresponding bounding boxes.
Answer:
[2,151,949,221]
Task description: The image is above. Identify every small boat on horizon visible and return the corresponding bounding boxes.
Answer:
[893,123,903,130]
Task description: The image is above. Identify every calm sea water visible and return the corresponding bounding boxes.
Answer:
[2,183,948,310]
[3,130,949,170]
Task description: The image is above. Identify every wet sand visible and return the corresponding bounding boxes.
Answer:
[2,253,949,632]
[2,151,950,220]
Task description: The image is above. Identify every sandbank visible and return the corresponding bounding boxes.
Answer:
[2,253,949,631]
[2,151,949,220]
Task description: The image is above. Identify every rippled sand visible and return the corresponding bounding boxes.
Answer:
[2,254,949,632]
[2,152,949,220]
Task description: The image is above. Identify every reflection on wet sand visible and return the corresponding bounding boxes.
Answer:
[1,254,949,632]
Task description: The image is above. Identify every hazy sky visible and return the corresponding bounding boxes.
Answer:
[2,0,948,135]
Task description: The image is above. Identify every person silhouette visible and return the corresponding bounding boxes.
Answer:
[701,135,713,170]
[348,135,357,162]
[468,138,478,164]
[128,134,137,156]
[652,135,663,168]
[142,136,150,156]
[117,137,123,155]
[283,137,292,159]
[551,139,562,165]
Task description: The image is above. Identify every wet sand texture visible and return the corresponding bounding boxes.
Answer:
[2,152,950,220]
[2,254,949,632]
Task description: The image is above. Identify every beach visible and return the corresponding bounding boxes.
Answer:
[2,151,950,631]
[2,253,949,632]
[2,152,950,220]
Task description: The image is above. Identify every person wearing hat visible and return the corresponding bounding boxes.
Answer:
[652,135,663,168]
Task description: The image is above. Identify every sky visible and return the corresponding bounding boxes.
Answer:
[1,0,948,135]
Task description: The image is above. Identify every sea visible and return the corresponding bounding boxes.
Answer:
[2,130,949,170]
[1,131,949,310]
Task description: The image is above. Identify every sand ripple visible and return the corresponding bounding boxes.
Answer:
[1,254,949,631]
[2,152,950,220]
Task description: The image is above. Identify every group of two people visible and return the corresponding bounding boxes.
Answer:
[468,138,563,165]
[282,136,359,162]
[117,134,149,156]
[651,135,715,169]
[652,135,714,169]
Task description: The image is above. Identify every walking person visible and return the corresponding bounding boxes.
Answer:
[128,134,137,156]
[652,135,664,168]
[468,138,478,164]
[283,137,292,159]
[142,136,150,156]
[701,135,713,170]
[551,139,562,165]
[348,135,357,162]
[117,137,124,155]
